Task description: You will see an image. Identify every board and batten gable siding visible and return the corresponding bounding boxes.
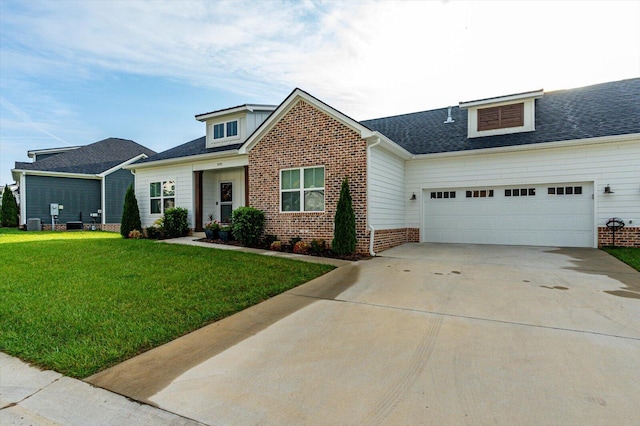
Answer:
[406,137,640,244]
[368,145,406,229]
[134,164,194,228]
[104,168,134,223]
[246,111,273,135]
[25,175,101,224]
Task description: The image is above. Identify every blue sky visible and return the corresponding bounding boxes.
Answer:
[1,0,639,186]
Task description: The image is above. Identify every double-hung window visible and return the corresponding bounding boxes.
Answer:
[213,120,239,140]
[281,166,324,212]
[150,180,175,214]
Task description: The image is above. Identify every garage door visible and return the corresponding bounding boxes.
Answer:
[423,182,594,247]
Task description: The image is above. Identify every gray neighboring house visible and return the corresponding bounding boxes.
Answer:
[12,138,155,231]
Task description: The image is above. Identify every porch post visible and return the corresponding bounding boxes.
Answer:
[195,171,203,231]
[244,165,249,206]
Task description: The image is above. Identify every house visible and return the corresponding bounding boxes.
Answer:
[130,78,640,252]
[12,138,156,231]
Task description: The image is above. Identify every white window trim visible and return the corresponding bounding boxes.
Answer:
[212,120,240,141]
[280,166,325,213]
[150,180,176,215]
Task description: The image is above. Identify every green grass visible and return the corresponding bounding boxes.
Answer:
[0,228,334,377]
[601,246,640,272]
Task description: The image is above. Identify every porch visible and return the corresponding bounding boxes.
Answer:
[193,166,248,231]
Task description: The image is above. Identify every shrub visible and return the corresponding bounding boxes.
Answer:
[231,207,265,247]
[128,230,142,239]
[269,241,282,251]
[1,185,19,227]
[163,207,189,238]
[332,177,356,255]
[293,240,310,254]
[263,234,278,247]
[310,239,326,255]
[290,237,302,247]
[120,184,142,238]
[145,226,164,240]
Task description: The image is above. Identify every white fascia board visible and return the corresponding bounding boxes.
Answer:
[124,150,245,170]
[459,89,544,109]
[11,169,101,180]
[241,89,375,154]
[98,154,149,177]
[410,133,640,160]
[27,146,81,159]
[195,104,277,122]
[367,132,413,160]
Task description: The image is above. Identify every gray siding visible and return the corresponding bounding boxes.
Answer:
[104,168,134,223]
[26,175,101,224]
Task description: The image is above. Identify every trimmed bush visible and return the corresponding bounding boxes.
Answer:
[120,184,142,238]
[310,239,326,254]
[163,207,189,238]
[269,241,282,251]
[231,207,265,247]
[1,185,19,227]
[332,177,356,255]
[293,240,310,254]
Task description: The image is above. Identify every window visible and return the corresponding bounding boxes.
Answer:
[220,182,233,223]
[505,188,536,197]
[281,166,324,212]
[466,189,494,198]
[150,180,175,214]
[213,120,239,139]
[430,191,456,199]
[477,103,524,131]
[548,186,582,196]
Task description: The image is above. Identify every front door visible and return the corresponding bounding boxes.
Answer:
[220,182,233,223]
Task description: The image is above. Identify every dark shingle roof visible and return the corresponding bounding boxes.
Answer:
[361,78,640,155]
[135,137,243,164]
[15,138,156,174]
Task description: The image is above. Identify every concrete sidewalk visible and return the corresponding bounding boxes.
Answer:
[0,352,202,425]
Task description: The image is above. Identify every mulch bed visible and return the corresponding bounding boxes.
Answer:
[196,238,371,261]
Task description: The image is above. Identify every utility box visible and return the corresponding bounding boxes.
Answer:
[27,218,41,231]
[50,203,59,216]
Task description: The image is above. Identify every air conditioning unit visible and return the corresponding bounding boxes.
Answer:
[27,218,41,231]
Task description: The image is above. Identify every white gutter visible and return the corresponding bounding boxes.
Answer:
[124,150,246,170]
[366,137,382,257]
[11,169,100,180]
[411,133,640,161]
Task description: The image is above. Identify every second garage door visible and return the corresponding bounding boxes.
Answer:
[423,182,594,247]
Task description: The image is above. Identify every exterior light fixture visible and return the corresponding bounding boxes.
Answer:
[410,193,417,201]
[604,185,614,194]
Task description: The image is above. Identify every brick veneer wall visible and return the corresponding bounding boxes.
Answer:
[598,226,640,247]
[249,100,370,254]
[41,223,121,233]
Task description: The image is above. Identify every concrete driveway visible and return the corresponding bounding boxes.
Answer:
[87,244,640,425]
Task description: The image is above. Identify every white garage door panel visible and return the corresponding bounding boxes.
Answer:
[423,183,594,247]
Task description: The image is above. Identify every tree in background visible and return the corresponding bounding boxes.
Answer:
[120,184,142,238]
[0,185,19,227]
[332,177,356,255]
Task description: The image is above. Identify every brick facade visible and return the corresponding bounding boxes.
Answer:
[249,100,371,254]
[598,226,640,247]
[40,223,120,232]
[371,228,419,253]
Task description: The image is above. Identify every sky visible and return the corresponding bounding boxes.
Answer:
[1,0,639,186]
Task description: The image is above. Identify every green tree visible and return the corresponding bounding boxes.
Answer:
[0,185,19,227]
[332,177,356,255]
[120,184,142,238]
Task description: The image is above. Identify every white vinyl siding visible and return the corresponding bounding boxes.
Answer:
[368,146,406,229]
[135,164,193,228]
[406,137,640,246]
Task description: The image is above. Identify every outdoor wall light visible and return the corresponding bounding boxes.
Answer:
[410,193,417,201]
[604,185,614,194]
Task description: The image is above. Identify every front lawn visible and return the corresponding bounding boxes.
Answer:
[601,246,640,272]
[0,228,334,377]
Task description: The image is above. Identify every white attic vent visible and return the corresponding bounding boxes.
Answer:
[444,106,455,124]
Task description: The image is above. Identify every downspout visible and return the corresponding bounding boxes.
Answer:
[100,176,106,226]
[367,137,381,257]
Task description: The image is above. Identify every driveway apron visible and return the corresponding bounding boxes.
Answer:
[87,243,640,425]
